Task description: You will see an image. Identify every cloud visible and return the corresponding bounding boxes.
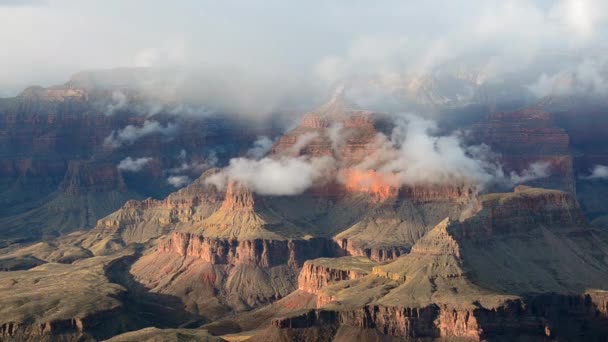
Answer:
[167,175,191,188]
[581,165,608,180]
[246,136,274,159]
[528,57,608,97]
[350,114,550,189]
[508,161,551,184]
[166,149,217,175]
[354,114,499,187]
[289,132,319,155]
[105,90,128,115]
[103,120,178,149]
[206,156,335,196]
[3,1,608,112]
[117,156,152,172]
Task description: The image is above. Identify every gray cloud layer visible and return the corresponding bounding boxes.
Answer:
[2,1,608,110]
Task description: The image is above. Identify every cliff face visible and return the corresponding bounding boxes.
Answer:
[269,294,608,341]
[91,169,224,245]
[297,257,375,295]
[130,231,342,320]
[457,186,587,239]
[472,108,575,193]
[157,232,340,268]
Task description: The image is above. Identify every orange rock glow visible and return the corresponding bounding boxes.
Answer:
[342,169,397,201]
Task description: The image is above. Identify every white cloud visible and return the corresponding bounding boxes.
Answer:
[133,48,160,68]
[105,90,128,115]
[206,156,335,196]
[166,149,217,174]
[508,161,551,185]
[355,114,498,186]
[351,114,550,188]
[117,156,152,172]
[528,57,608,97]
[3,1,608,109]
[246,136,274,159]
[167,175,191,188]
[103,120,178,149]
[581,165,608,180]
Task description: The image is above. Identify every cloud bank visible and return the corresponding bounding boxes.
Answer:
[2,1,608,113]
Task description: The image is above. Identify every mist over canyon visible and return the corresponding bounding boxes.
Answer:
[1,1,608,342]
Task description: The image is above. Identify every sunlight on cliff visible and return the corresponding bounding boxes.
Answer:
[341,169,397,201]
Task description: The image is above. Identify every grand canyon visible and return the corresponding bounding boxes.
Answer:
[1,1,608,341]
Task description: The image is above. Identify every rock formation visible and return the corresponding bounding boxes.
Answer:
[472,108,575,193]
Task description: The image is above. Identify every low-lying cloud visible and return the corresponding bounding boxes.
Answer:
[207,156,334,196]
[581,165,608,180]
[207,113,550,196]
[528,57,608,98]
[167,175,191,188]
[117,156,152,172]
[104,120,178,149]
[245,136,274,160]
[354,115,499,187]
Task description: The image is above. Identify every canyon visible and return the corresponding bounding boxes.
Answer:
[0,73,607,341]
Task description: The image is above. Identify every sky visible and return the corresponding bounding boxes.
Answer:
[1,0,608,99]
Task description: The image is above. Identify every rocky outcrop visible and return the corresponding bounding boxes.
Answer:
[269,293,608,340]
[272,305,440,337]
[270,88,386,167]
[472,108,575,193]
[297,257,375,295]
[158,232,341,268]
[19,85,89,102]
[334,239,406,263]
[91,169,224,244]
[59,161,127,195]
[457,186,587,239]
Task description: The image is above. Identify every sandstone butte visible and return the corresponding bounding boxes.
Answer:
[0,87,607,341]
